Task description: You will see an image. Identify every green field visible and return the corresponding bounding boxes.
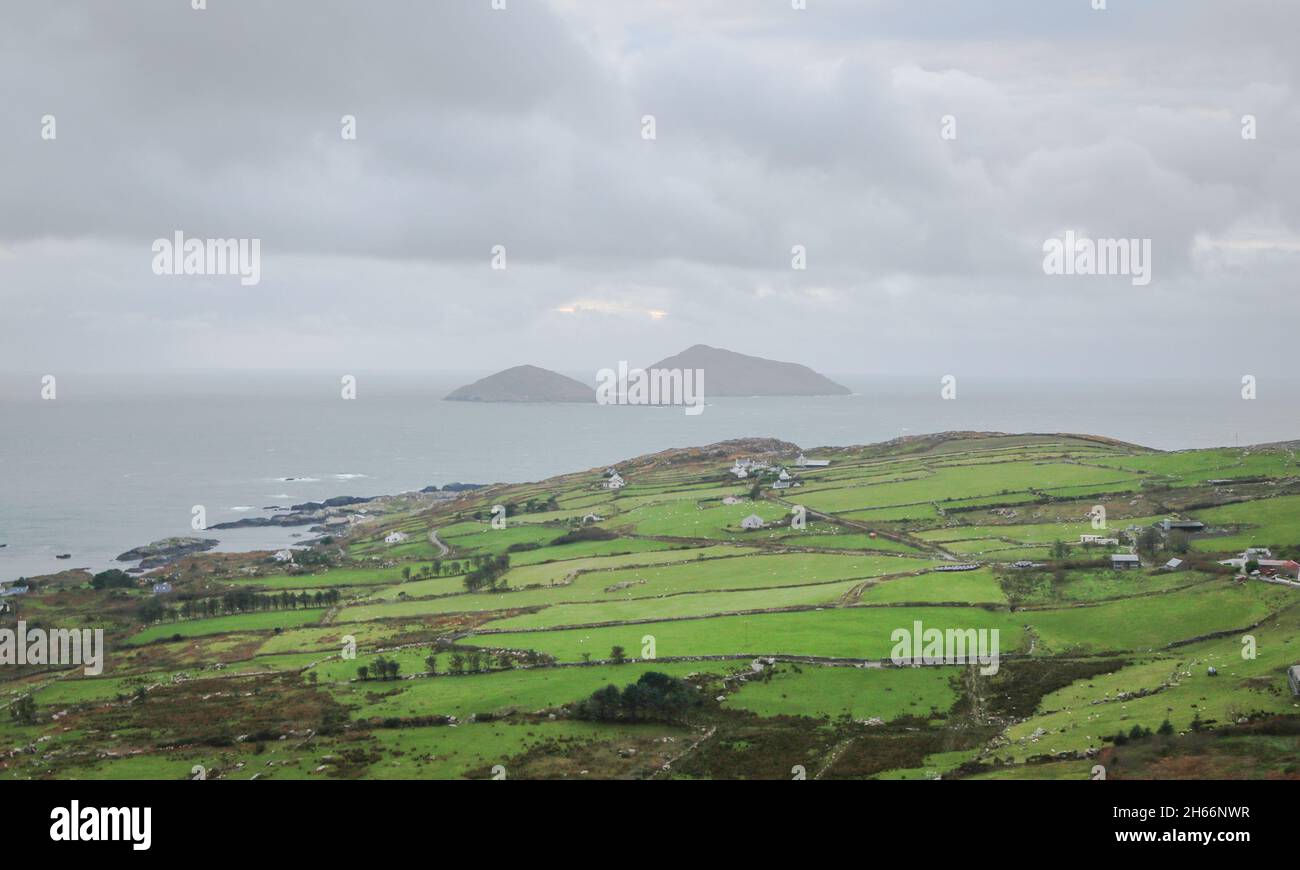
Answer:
[7,431,1299,780]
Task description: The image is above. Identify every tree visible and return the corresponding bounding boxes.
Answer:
[610,645,627,664]
[1137,526,1162,559]
[92,569,135,590]
[138,597,166,623]
[9,695,36,726]
[425,652,438,674]
[574,673,699,724]
[1050,540,1070,560]
[1167,531,1190,554]
[357,665,370,681]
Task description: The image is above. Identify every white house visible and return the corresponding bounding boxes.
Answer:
[772,480,791,490]
[384,532,408,544]
[1079,534,1119,546]
[795,453,830,468]
[606,472,626,489]
[581,513,604,524]
[740,514,766,530]
[777,468,791,481]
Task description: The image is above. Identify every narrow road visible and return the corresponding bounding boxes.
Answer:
[429,528,450,557]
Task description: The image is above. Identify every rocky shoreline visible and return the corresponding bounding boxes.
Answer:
[109,482,486,574]
[116,537,219,570]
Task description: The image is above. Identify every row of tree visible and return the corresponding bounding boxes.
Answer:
[463,554,511,592]
[140,588,342,623]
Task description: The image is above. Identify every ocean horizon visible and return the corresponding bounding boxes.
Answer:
[2,370,1297,583]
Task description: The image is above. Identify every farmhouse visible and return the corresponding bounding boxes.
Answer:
[740,514,766,530]
[795,453,831,468]
[1162,558,1184,571]
[0,583,29,597]
[1220,549,1290,572]
[1255,559,1300,579]
[273,549,295,562]
[581,513,604,524]
[605,472,626,490]
[1079,534,1119,546]
[383,532,407,544]
[777,468,791,481]
[1111,554,1141,569]
[771,480,791,490]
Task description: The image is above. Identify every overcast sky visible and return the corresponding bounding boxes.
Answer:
[1,0,1296,378]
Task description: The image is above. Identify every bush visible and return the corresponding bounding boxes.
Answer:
[550,527,617,546]
[573,672,700,724]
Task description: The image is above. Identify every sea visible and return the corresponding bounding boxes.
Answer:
[2,370,1298,583]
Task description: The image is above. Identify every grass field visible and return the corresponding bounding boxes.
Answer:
[7,431,1299,780]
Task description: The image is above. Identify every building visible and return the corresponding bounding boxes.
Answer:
[795,453,831,468]
[1111,554,1141,569]
[606,472,625,489]
[1162,558,1184,571]
[581,513,603,524]
[777,468,791,481]
[1160,519,1206,533]
[0,583,29,597]
[383,532,407,544]
[1079,534,1119,546]
[1289,665,1300,697]
[151,581,173,595]
[740,514,766,530]
[771,480,791,490]
[1255,559,1300,579]
[273,549,295,562]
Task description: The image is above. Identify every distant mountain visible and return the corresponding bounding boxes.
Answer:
[648,345,850,396]
[444,365,594,403]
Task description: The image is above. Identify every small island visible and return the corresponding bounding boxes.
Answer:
[444,365,594,403]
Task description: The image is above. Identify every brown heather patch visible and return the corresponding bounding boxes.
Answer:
[478,726,687,780]
[83,672,351,748]
[663,711,843,780]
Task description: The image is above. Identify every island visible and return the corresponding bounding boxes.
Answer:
[648,344,850,396]
[444,365,594,403]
